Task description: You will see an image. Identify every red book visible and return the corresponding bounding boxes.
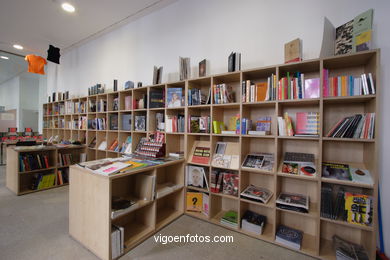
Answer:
[333,77,338,97]
[44,155,49,168]
[191,147,210,164]
[278,80,282,100]
[284,77,288,100]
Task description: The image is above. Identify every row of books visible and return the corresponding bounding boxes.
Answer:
[242,75,277,102]
[326,113,375,139]
[111,225,124,259]
[278,74,320,100]
[188,116,211,133]
[213,84,235,104]
[322,162,373,185]
[31,173,56,190]
[58,153,73,167]
[64,100,87,114]
[19,154,50,172]
[165,115,185,133]
[88,118,106,130]
[210,170,239,196]
[278,112,319,137]
[321,185,373,227]
[323,71,375,97]
[188,88,210,106]
[57,169,69,185]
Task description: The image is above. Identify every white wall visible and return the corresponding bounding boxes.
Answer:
[19,75,39,131]
[47,0,390,254]
[0,76,20,128]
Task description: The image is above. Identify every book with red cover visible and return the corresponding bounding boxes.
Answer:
[222,173,239,196]
[295,112,319,136]
[191,147,210,164]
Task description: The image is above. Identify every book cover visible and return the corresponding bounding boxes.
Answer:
[304,78,320,99]
[256,116,271,133]
[167,88,183,108]
[335,19,354,55]
[186,165,206,188]
[255,82,268,101]
[345,192,372,226]
[202,193,209,216]
[191,147,210,164]
[284,38,302,63]
[199,59,206,77]
[109,114,118,130]
[242,154,264,169]
[186,192,203,212]
[295,112,319,136]
[322,162,351,181]
[350,168,373,185]
[276,225,303,249]
[222,173,239,196]
[134,115,146,131]
[276,192,309,210]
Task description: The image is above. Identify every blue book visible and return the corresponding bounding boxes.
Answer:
[276,225,303,249]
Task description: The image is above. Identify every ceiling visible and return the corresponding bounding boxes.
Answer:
[0,0,176,84]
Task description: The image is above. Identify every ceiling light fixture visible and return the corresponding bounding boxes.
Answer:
[0,56,9,60]
[13,44,23,50]
[62,2,75,13]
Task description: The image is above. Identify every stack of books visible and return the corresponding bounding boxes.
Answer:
[323,71,375,97]
[275,225,303,250]
[326,113,375,139]
[241,210,267,235]
[220,210,238,229]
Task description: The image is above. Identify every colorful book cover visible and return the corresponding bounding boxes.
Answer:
[295,112,319,135]
[191,147,210,164]
[304,78,320,99]
[167,88,183,108]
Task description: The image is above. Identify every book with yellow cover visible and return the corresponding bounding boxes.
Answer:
[256,82,268,101]
[186,192,203,212]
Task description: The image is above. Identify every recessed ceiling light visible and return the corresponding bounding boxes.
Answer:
[0,56,9,60]
[13,44,23,50]
[62,2,75,13]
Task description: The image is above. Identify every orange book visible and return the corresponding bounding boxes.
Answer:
[256,82,268,101]
[109,139,118,150]
[341,76,347,96]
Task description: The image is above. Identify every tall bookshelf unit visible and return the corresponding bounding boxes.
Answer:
[46,49,379,259]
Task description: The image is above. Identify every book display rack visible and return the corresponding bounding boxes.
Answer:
[47,50,379,259]
[6,145,85,195]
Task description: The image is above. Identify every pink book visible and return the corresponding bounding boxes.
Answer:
[323,69,328,97]
[304,78,320,99]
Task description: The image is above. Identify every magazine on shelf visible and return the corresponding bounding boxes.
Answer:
[276,192,309,213]
[241,184,273,204]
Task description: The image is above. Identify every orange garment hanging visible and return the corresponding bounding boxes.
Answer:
[25,54,47,75]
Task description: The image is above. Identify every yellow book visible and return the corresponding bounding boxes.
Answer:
[228,116,238,131]
[186,192,203,212]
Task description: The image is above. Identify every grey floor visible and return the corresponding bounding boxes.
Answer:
[0,165,315,260]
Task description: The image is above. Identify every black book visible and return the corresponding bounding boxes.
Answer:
[334,117,353,137]
[228,52,235,72]
[149,89,164,108]
[276,225,303,249]
[344,114,362,138]
[242,210,266,226]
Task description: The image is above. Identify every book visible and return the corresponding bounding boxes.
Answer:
[353,9,373,53]
[326,113,374,139]
[211,142,239,170]
[350,168,373,185]
[335,19,354,55]
[276,192,309,213]
[304,78,320,98]
[191,146,210,165]
[275,225,303,250]
[322,162,351,181]
[282,152,316,177]
[134,115,146,131]
[295,112,319,136]
[228,52,241,72]
[179,57,191,80]
[199,59,206,77]
[241,210,267,235]
[94,162,130,176]
[255,116,271,134]
[284,38,302,63]
[186,165,208,189]
[202,193,209,216]
[186,192,202,212]
[149,89,165,108]
[121,114,131,131]
[220,210,238,229]
[97,140,107,150]
[345,192,373,227]
[153,66,163,84]
[167,88,183,108]
[333,235,369,260]
[241,184,273,204]
[222,173,239,196]
[109,114,118,130]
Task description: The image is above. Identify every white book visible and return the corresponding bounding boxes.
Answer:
[277,117,286,136]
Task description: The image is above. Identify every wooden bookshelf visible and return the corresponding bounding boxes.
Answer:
[69,159,185,260]
[46,49,379,259]
[6,145,86,195]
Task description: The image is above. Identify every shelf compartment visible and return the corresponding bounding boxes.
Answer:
[240,200,274,241]
[165,134,184,157]
[210,194,239,229]
[155,163,184,199]
[275,209,318,256]
[112,203,155,252]
[276,176,319,218]
[156,188,184,230]
[241,102,276,135]
[240,170,275,207]
[212,72,241,105]
[187,77,211,106]
[319,220,374,260]
[119,112,132,131]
